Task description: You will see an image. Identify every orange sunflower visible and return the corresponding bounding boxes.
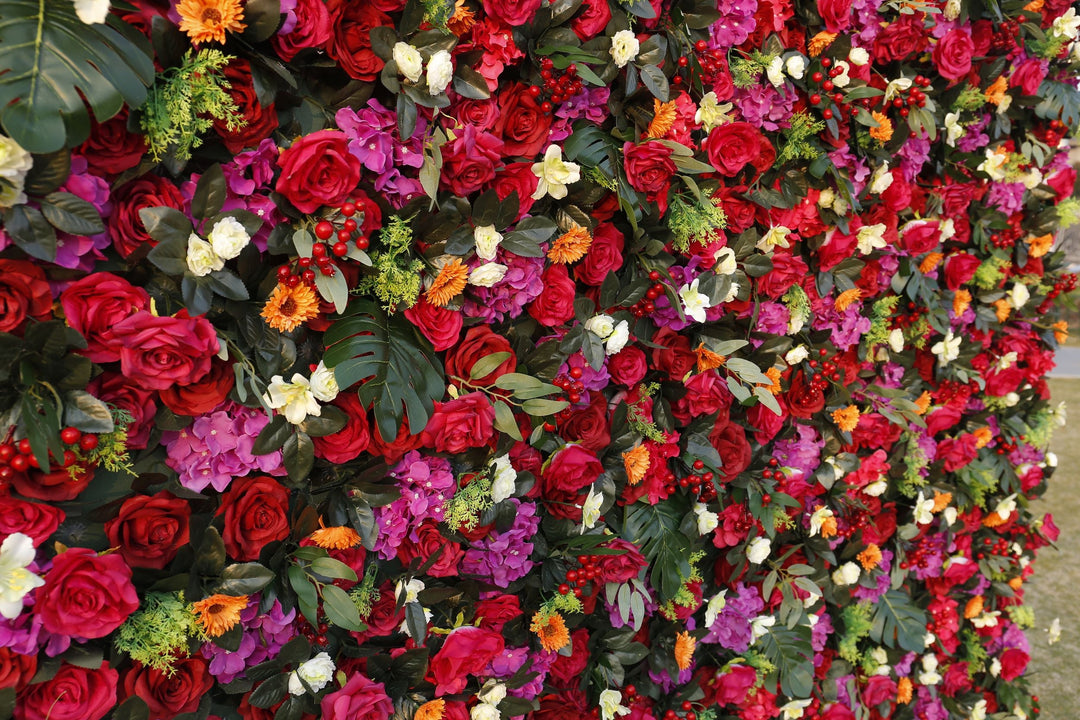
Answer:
[261,282,321,332]
[191,593,249,637]
[177,0,246,44]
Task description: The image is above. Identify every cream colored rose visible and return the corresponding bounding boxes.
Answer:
[394,42,423,83]
[469,262,508,287]
[186,234,224,277]
[208,216,251,260]
[427,50,454,95]
[610,30,640,68]
[473,224,503,261]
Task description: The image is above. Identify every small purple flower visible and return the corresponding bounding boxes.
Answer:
[462,500,539,587]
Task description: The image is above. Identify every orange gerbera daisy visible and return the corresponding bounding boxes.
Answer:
[262,282,321,332]
[1008,576,1023,591]
[919,252,944,274]
[309,519,362,550]
[931,491,953,513]
[857,543,882,571]
[191,593,249,637]
[762,366,782,395]
[1053,320,1069,344]
[177,0,246,44]
[953,289,971,317]
[973,427,993,449]
[426,258,469,307]
[831,405,860,432]
[446,0,477,36]
[530,611,570,652]
[646,99,678,139]
[674,631,696,671]
[415,699,446,720]
[869,112,893,143]
[984,76,1009,106]
[964,595,984,619]
[548,226,592,264]
[896,676,913,704]
[808,31,837,56]
[1027,233,1053,258]
[993,298,1012,322]
[623,444,651,485]
[913,391,932,415]
[695,343,725,372]
[834,288,862,312]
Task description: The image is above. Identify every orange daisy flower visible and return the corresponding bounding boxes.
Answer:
[973,427,993,449]
[993,298,1012,323]
[177,0,246,44]
[695,343,725,372]
[857,543,882,571]
[808,31,837,56]
[831,405,860,432]
[913,391,932,415]
[1008,576,1023,591]
[984,76,1009,106]
[548,226,593,264]
[919,252,944,274]
[262,282,321,332]
[834,288,862,312]
[426,258,469,307]
[446,0,477,36]
[309,519,362,550]
[897,676,913,704]
[623,445,651,486]
[964,595,984,619]
[1027,233,1053,258]
[415,699,446,720]
[646,100,678,139]
[953,289,972,317]
[931,491,953,513]
[762,366,782,395]
[1052,320,1068,344]
[674,631,696,671]
[530,611,570,652]
[869,112,893,143]
[191,593,249,637]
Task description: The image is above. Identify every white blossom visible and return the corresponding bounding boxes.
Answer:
[208,216,251,260]
[288,652,336,695]
[610,30,640,68]
[0,533,43,620]
[426,50,454,95]
[393,42,423,82]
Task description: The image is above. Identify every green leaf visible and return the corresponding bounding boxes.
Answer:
[241,0,283,42]
[139,206,194,246]
[111,696,150,720]
[298,406,348,437]
[322,584,364,631]
[3,205,57,261]
[493,400,523,441]
[405,601,427,645]
[0,2,154,153]
[40,192,104,235]
[253,415,291,455]
[521,398,570,416]
[310,557,359,582]
[216,563,276,595]
[206,270,250,301]
[287,565,319,625]
[453,65,491,99]
[62,390,115,433]
[191,163,227,220]
[870,589,928,653]
[323,300,445,441]
[468,352,512,380]
[283,431,315,483]
[249,675,289,709]
[757,622,814,699]
[315,268,349,314]
[638,65,669,102]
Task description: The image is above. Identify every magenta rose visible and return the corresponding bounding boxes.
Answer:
[440,125,504,197]
[276,129,362,214]
[482,0,542,25]
[111,311,219,391]
[35,548,139,639]
[818,0,851,32]
[528,264,576,327]
[429,625,506,695]
[900,220,941,255]
[15,662,118,720]
[320,672,393,720]
[999,648,1030,681]
[608,346,648,386]
[107,174,187,259]
[714,664,757,704]
[60,272,149,363]
[943,253,981,290]
[624,141,677,213]
[1011,58,1047,96]
[932,29,975,81]
[704,123,774,178]
[420,392,496,453]
[272,0,333,61]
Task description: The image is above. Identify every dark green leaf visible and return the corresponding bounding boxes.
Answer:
[112,696,150,720]
[3,205,57,261]
[40,192,103,235]
[23,149,71,196]
[405,601,427,645]
[283,431,315,483]
[453,65,491,99]
[322,584,364,631]
[139,206,194,246]
[742,254,774,277]
[638,65,668,102]
[870,589,928,653]
[298,406,348,437]
[192,164,227,220]
[254,415,291,455]
[241,0,283,42]
[207,270,250,301]
[310,557,358,582]
[216,563,276,595]
[249,675,289,709]
[194,527,227,577]
[288,565,319,625]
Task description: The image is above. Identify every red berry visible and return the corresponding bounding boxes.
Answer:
[678,56,689,67]
[559,583,570,595]
[529,85,541,96]
[0,445,12,463]
[340,202,357,217]
[810,93,822,105]
[822,80,834,92]
[356,237,370,250]
[681,702,693,711]
[540,101,553,113]
[277,265,292,280]
[314,221,334,240]
[811,71,824,83]
[298,257,313,268]
[62,450,77,467]
[79,434,99,452]
[648,270,661,281]
[0,466,12,482]
[332,242,349,257]
[60,427,81,445]
[821,58,832,67]
[302,270,317,283]
[337,229,352,243]
[695,40,707,51]
[822,109,833,119]
[311,243,328,258]
[343,219,358,233]
[569,366,583,379]
[10,456,27,472]
[17,439,31,455]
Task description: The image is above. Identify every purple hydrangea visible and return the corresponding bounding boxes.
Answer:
[463,249,545,323]
[897,134,932,183]
[756,301,791,336]
[853,550,893,602]
[486,645,530,678]
[812,304,872,351]
[913,686,950,720]
[774,425,824,476]
[556,88,611,124]
[957,115,991,153]
[986,181,1026,215]
[508,648,558,700]
[708,0,757,48]
[373,452,457,560]
[201,596,297,683]
[735,84,796,131]
[462,500,540,587]
[702,583,764,652]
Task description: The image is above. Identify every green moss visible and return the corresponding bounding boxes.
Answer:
[627,382,665,442]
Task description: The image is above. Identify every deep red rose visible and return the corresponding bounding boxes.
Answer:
[651,327,696,380]
[36,548,138,639]
[848,413,901,452]
[313,393,371,464]
[597,538,648,583]
[111,311,219,391]
[441,125,505,197]
[999,648,1030,681]
[528,264,576,327]
[491,161,540,219]
[87,372,156,449]
[608,346,647,386]
[540,444,603,519]
[821,703,857,720]
[108,174,187,258]
[559,393,611,452]
[368,417,424,464]
[482,0,542,25]
[757,249,808,299]
[75,109,146,177]
[710,421,752,483]
[933,29,975,81]
[704,123,774,178]
[104,491,190,570]
[862,675,897,708]
[624,141,677,213]
[325,1,390,81]
[429,626,506,696]
[818,0,851,32]
[494,83,553,158]
[872,16,926,63]
[0,260,52,335]
[15,661,118,720]
[575,221,625,286]
[320,672,393,720]
[536,691,591,720]
[938,434,978,472]
[941,662,973,697]
[404,295,464,351]
[353,584,405,642]
[943,253,981,290]
[60,272,148,363]
[571,0,612,39]
[0,497,63,547]
[215,60,279,154]
[451,97,500,131]
[816,228,858,272]
[12,465,93,502]
[474,594,522,632]
[785,371,824,419]
[1012,58,1047,96]
[396,520,465,577]
[0,647,35,691]
[273,0,334,61]
[672,370,733,423]
[122,658,212,719]
[549,629,590,687]
[276,129,362,214]
[158,355,235,416]
[715,185,757,232]
[445,326,517,386]
[420,392,496,453]
[218,475,291,561]
[748,394,787,443]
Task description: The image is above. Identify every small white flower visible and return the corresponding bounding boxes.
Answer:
[309,361,339,403]
[0,533,43,620]
[1047,617,1061,645]
[750,613,776,641]
[264,374,322,424]
[1053,6,1080,38]
[288,652,336,695]
[888,328,905,353]
[943,0,961,20]
[473,225,503,261]
[943,112,964,147]
[978,148,1009,181]
[864,479,888,497]
[785,345,809,365]
[1004,392,1020,407]
[869,647,890,674]
[605,320,630,355]
[610,30,640,68]
[585,314,616,340]
[918,654,942,685]
[208,216,250,260]
[678,278,712,323]
[993,494,1018,522]
[490,454,517,503]
[73,0,110,24]
[809,506,834,537]
[469,262,508,287]
[581,485,603,533]
[695,92,734,131]
[714,246,737,275]
[757,225,792,252]
[426,50,454,95]
[869,162,894,194]
[931,330,961,366]
[969,698,988,720]
[723,281,740,303]
[848,46,870,65]
[478,682,507,707]
[471,704,500,720]
[704,591,727,628]
[856,223,887,254]
[913,491,935,525]
[1046,451,1058,468]
[779,699,812,720]
[746,536,771,564]
[599,689,631,720]
[396,578,425,604]
[831,561,861,587]
[1008,283,1030,309]
[766,56,785,87]
[784,54,806,79]
[884,77,914,104]
[393,42,424,83]
[989,657,1002,677]
[971,610,1001,629]
[531,145,580,201]
[943,506,958,526]
[694,503,719,535]
[186,234,224,277]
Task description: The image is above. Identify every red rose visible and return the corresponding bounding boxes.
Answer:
[107,174,187,258]
[709,422,752,483]
[491,161,540,219]
[624,141,677,213]
[575,221,624,286]
[474,594,522,632]
[215,60,279,154]
[313,393,371,463]
[104,491,190,570]
[87,372,156,449]
[158,355,235,416]
[272,0,333,61]
[15,661,118,720]
[111,311,219,391]
[404,295,463,351]
[715,185,757,233]
[937,434,978,472]
[540,444,603,519]
[933,29,975,81]
[354,583,405,641]
[748,395,787,444]
[704,123,774,178]
[757,249,808,299]
[451,97,500,131]
[445,326,517,386]
[0,648,35,691]
[528,264,576,327]
[320,672,393,720]
[900,220,941,255]
[440,125,504,197]
[396,520,465,577]
[368,417,424,464]
[818,0,851,32]
[421,392,496,454]
[36,548,138,639]
[0,260,52,335]
[536,691,591,720]
[597,538,647,583]
[872,16,926,63]
[999,648,1030,681]
[75,109,146,177]
[672,370,734,423]
[218,475,291,561]
[276,129,362,214]
[1011,58,1047,96]
[559,394,611,452]
[549,629,590,687]
[0,497,63,547]
[785,371,824,419]
[651,327,696,380]
[493,83,553,158]
[121,658,212,719]
[571,0,612,39]
[862,675,897,708]
[942,253,980,290]
[429,625,506,695]
[608,346,647,386]
[714,664,757,704]
[482,0,541,25]
[60,272,148,363]
[326,1,390,81]
[11,465,93,502]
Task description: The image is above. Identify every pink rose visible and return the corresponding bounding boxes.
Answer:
[933,29,974,81]
[482,0,542,26]
[428,626,506,696]
[1011,58,1047,96]
[111,311,220,391]
[276,129,362,214]
[528,264,576,327]
[441,125,504,197]
[35,548,139,639]
[608,346,647,386]
[319,673,393,720]
[818,0,851,32]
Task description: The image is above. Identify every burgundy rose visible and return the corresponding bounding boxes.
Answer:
[493,83,553,158]
[60,272,148,363]
[559,394,611,452]
[549,629,590,687]
[528,264,576,327]
[624,141,677,213]
[35,548,139,639]
[104,491,190,570]
[0,497,63,547]
[451,97,500,131]
[87,372,156,449]
[404,295,464,351]
[872,16,927,63]
[218,475,291,561]
[313,393,371,464]
[272,0,334,61]
[474,594,522,632]
[15,661,118,720]
[491,161,540,219]
[276,129,362,214]
[214,60,279,154]
[575,222,624,286]
[482,0,542,25]
[108,174,187,258]
[325,1,390,81]
[420,392,496,453]
[75,109,146,177]
[396,520,465,577]
[355,583,405,641]
[608,346,647,386]
[320,672,393,720]
[933,29,975,81]
[715,185,757,233]
[709,422,752,483]
[571,0,612,39]
[597,538,648,583]
[0,647,36,691]
[440,125,505,197]
[536,691,591,720]
[428,626,506,695]
[651,327,696,381]
[785,371,825,419]
[0,260,52,335]
[704,123,774,178]
[111,311,220,391]
[121,658,212,719]
[12,465,93,503]
[540,444,603,519]
[445,326,517,386]
[757,249,808,299]
[158,355,235,416]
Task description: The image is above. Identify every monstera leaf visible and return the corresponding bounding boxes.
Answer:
[0,1,155,153]
[322,299,445,441]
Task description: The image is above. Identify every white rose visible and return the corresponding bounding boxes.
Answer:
[478,682,507,706]
[393,42,424,82]
[585,314,616,340]
[186,234,224,277]
[831,561,861,586]
[785,55,806,79]
[288,652,336,695]
[784,345,809,365]
[610,30,640,68]
[694,503,719,535]
[1008,283,1030,309]
[473,225,503,261]
[469,262,508,287]
[864,479,888,497]
[766,56,785,87]
[309,361,340,402]
[73,0,110,24]
[427,50,454,95]
[264,374,322,425]
[918,654,942,685]
[714,246,737,275]
[0,135,33,209]
[208,216,251,260]
[887,328,904,353]
[471,703,501,720]
[605,320,630,355]
[746,536,771,564]
[490,454,517,503]
[848,46,870,65]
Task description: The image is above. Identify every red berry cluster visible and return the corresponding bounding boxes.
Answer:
[299,615,331,648]
[0,428,98,483]
[552,365,586,405]
[976,534,1019,563]
[276,202,366,288]
[808,59,849,120]
[556,554,603,599]
[675,458,717,501]
[629,270,666,318]
[805,347,844,385]
[989,20,1021,56]
[689,40,726,88]
[530,58,584,115]
[892,300,927,330]
[835,506,872,540]
[660,701,698,720]
[1043,119,1069,146]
